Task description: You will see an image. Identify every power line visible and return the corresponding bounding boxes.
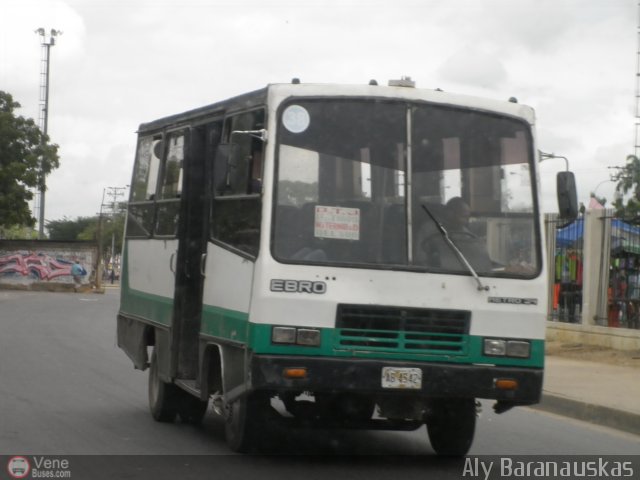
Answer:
[102,186,127,216]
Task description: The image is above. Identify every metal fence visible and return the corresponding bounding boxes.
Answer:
[546,214,584,324]
[545,211,640,330]
[607,214,640,329]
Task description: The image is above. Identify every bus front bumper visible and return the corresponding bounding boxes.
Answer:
[250,354,543,405]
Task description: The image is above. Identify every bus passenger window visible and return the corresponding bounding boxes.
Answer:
[127,135,162,239]
[126,204,155,238]
[211,110,265,256]
[131,136,162,202]
[155,132,185,238]
[249,150,263,194]
[155,202,181,237]
[211,198,261,257]
[160,134,184,199]
[216,110,264,196]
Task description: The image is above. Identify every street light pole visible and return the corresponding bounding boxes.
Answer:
[591,180,613,197]
[35,28,61,239]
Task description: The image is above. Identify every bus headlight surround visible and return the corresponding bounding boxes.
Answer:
[296,328,321,346]
[483,338,531,359]
[271,326,321,347]
[272,326,296,344]
[483,338,506,356]
[506,340,531,358]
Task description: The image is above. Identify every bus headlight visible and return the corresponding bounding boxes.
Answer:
[296,328,321,346]
[271,326,322,347]
[506,340,531,358]
[483,339,506,356]
[483,338,531,358]
[272,327,296,344]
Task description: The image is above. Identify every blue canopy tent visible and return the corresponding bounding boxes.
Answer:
[556,217,640,251]
[556,218,583,248]
[610,219,640,255]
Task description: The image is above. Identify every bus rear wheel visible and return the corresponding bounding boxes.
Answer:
[148,349,179,422]
[426,398,476,456]
[224,392,269,453]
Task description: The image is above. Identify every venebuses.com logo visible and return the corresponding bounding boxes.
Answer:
[6,456,71,479]
[7,456,30,479]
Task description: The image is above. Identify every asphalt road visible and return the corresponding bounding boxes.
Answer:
[1,288,639,478]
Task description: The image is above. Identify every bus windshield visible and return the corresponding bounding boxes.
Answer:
[273,99,539,277]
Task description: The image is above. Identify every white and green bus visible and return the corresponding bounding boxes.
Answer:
[117,79,577,455]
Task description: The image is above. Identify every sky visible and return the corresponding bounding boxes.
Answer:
[1,0,637,225]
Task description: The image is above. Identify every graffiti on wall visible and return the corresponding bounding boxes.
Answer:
[0,250,91,284]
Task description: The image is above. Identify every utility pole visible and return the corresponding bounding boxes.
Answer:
[35,28,62,239]
[99,186,127,287]
[96,188,106,291]
[635,1,640,158]
[104,186,127,215]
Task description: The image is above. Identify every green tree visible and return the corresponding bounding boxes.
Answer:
[46,213,125,260]
[0,91,60,228]
[0,225,38,239]
[612,154,640,218]
[47,216,96,240]
[76,214,125,258]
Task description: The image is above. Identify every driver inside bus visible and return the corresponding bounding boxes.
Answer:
[444,197,472,235]
[415,197,494,272]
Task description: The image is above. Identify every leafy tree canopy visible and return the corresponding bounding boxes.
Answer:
[0,90,60,228]
[0,225,38,240]
[47,216,96,240]
[47,214,125,258]
[612,154,640,218]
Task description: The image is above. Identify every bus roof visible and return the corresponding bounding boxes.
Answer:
[137,87,268,133]
[137,81,535,133]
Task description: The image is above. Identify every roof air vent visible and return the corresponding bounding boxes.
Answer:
[388,76,416,88]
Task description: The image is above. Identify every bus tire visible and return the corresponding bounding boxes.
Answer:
[178,395,208,425]
[148,349,179,422]
[224,393,267,453]
[426,398,476,456]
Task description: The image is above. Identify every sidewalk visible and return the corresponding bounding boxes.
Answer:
[533,355,640,436]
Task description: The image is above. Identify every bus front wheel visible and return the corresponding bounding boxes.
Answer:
[224,393,268,453]
[426,398,476,456]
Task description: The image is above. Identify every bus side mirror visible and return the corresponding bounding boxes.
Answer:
[557,171,578,220]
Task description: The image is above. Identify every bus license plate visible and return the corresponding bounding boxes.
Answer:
[381,367,422,389]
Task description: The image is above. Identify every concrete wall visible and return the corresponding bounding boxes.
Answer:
[0,240,97,292]
[547,321,640,351]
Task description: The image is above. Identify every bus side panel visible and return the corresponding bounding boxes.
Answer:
[120,239,178,326]
[116,313,151,370]
[200,243,255,395]
[201,243,254,339]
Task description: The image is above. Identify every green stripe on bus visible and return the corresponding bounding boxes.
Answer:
[247,323,544,367]
[201,305,250,343]
[119,288,174,326]
[119,243,174,326]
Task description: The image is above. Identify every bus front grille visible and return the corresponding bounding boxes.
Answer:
[335,304,470,355]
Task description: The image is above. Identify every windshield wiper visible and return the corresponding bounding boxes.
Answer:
[421,204,489,292]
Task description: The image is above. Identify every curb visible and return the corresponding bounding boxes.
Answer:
[531,393,640,437]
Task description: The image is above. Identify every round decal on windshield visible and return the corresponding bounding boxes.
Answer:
[282,105,310,133]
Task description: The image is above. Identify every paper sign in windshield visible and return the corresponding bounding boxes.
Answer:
[314,206,360,240]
